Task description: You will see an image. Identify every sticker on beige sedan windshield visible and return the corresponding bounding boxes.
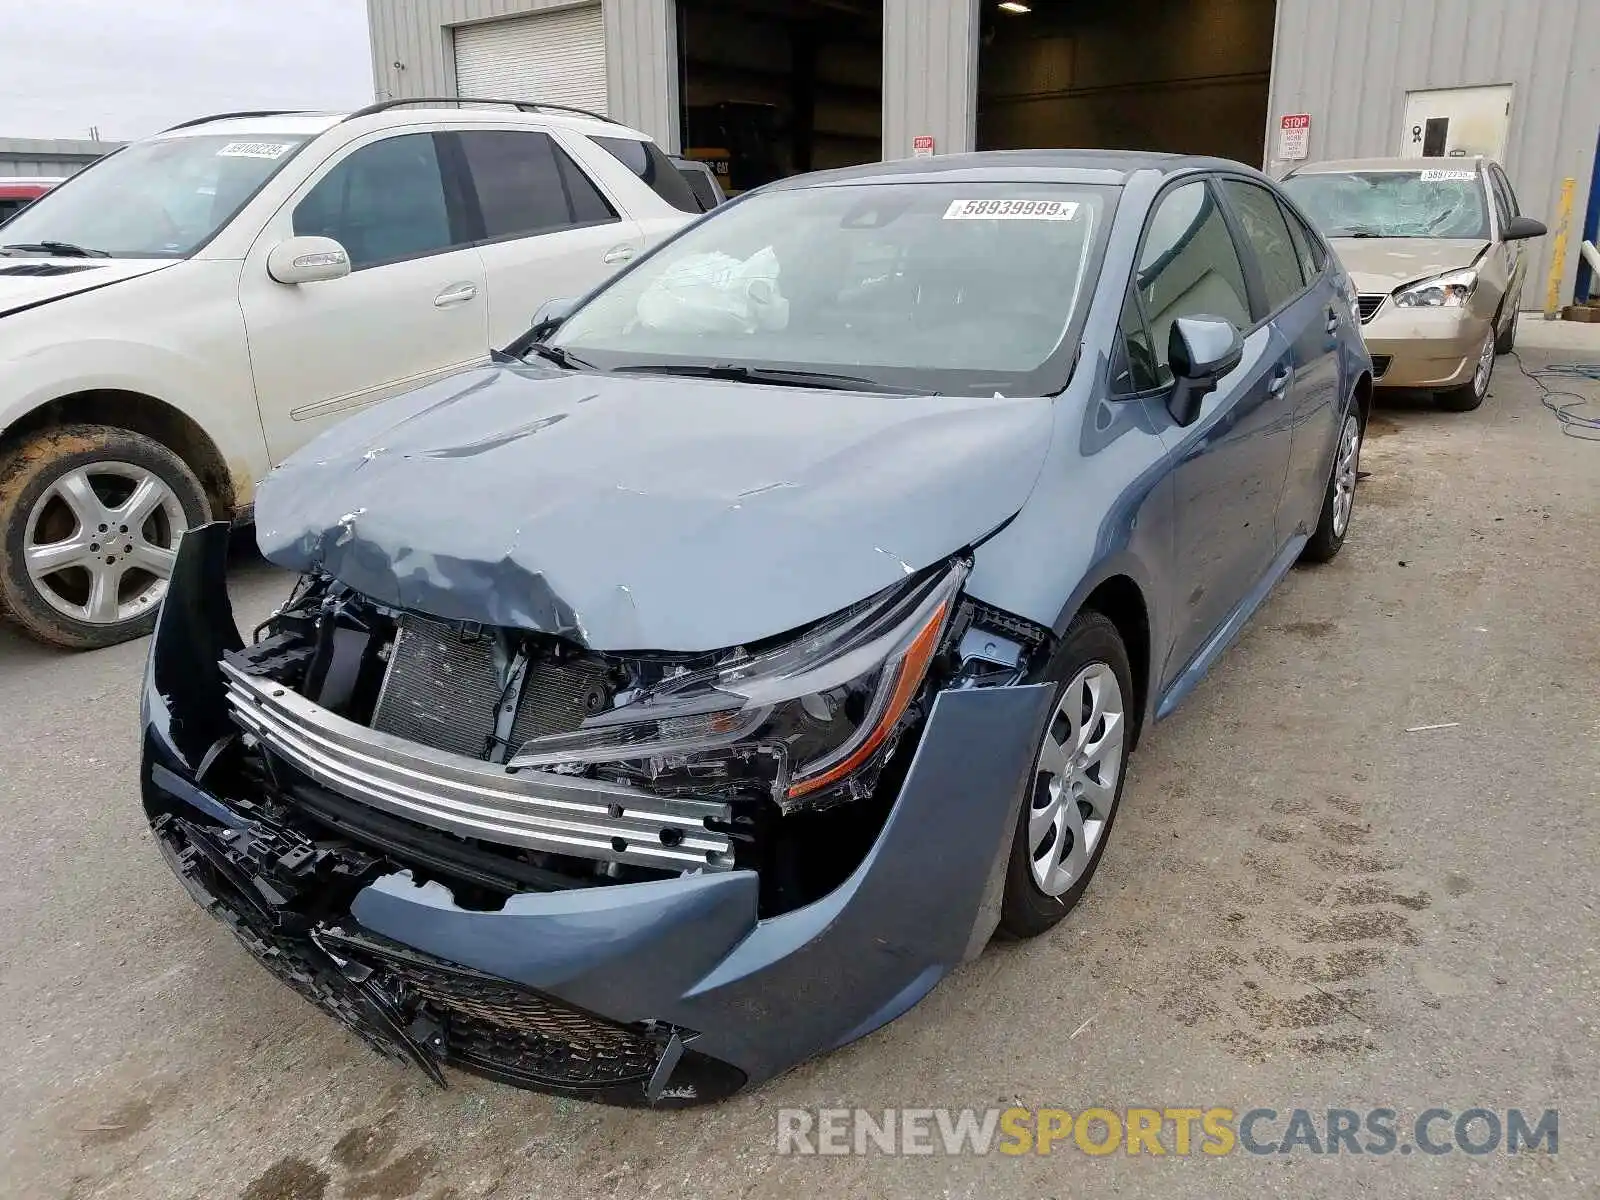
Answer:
[943,198,1081,220]
[216,141,294,159]
[1419,169,1476,181]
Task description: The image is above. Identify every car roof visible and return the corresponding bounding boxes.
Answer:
[149,104,645,143]
[771,148,1258,189]
[1289,155,1489,175]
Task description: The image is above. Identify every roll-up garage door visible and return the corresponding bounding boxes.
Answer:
[453,5,608,115]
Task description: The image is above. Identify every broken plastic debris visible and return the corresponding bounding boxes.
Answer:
[1404,722,1460,733]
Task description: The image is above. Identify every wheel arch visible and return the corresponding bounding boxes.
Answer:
[1076,574,1152,750]
[0,390,235,519]
[1352,369,1373,430]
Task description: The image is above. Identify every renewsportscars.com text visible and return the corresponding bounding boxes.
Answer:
[775,1106,1558,1157]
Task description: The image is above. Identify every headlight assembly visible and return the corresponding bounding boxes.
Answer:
[1392,267,1478,308]
[507,559,970,808]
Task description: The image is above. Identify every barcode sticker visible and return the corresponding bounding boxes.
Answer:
[217,141,293,160]
[943,198,1081,221]
[1419,169,1475,181]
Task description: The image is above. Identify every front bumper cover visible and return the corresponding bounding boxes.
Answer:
[1361,306,1493,389]
[142,525,1054,1104]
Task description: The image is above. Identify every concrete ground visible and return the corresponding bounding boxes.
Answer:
[1,344,1596,1200]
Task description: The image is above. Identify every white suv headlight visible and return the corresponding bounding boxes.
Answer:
[1393,268,1478,308]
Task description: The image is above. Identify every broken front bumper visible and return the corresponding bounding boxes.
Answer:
[141,525,1054,1105]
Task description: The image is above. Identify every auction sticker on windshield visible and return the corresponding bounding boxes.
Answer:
[944,199,1080,221]
[1420,169,1475,181]
[217,142,294,159]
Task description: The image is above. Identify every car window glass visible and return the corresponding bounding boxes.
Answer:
[592,135,702,214]
[1136,181,1252,376]
[1279,201,1320,282]
[678,167,717,212]
[1110,288,1161,394]
[1221,179,1305,314]
[457,130,617,240]
[294,134,453,269]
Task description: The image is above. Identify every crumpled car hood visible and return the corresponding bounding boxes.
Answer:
[255,361,1054,652]
[1329,238,1486,293]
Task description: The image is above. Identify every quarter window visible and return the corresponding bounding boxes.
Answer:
[592,135,702,213]
[1111,289,1161,394]
[1221,179,1305,314]
[1136,180,1252,378]
[293,134,455,269]
[456,130,618,240]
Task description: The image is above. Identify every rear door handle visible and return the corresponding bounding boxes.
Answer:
[602,244,637,265]
[433,282,478,307]
[1267,363,1293,398]
[1325,306,1340,333]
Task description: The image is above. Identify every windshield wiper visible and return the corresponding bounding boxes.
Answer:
[1336,225,1388,239]
[612,362,907,393]
[524,342,600,371]
[1,241,111,258]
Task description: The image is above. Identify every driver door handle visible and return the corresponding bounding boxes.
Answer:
[1325,306,1340,333]
[602,244,637,265]
[1267,362,1293,399]
[433,282,478,307]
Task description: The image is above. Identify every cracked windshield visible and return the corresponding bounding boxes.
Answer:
[1281,169,1490,239]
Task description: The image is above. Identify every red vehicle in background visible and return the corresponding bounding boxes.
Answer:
[0,177,63,223]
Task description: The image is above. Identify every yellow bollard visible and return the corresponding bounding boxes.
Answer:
[1543,177,1575,319]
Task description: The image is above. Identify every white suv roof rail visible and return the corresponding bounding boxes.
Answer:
[344,96,621,126]
[160,110,311,133]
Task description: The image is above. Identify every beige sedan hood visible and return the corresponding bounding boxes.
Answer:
[1330,238,1487,293]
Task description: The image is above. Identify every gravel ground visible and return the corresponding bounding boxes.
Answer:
[0,347,1595,1200]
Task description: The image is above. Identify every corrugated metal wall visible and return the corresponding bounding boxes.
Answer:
[1269,0,1600,304]
[366,0,676,147]
[882,0,978,159]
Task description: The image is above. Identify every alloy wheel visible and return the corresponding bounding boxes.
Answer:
[23,462,184,625]
[1028,662,1126,896]
[1331,412,1361,538]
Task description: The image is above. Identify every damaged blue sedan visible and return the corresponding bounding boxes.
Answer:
[142,150,1372,1105]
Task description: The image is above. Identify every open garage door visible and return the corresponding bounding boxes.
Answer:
[978,0,1276,166]
[454,5,608,114]
[678,0,882,194]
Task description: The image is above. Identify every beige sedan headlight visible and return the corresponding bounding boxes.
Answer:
[1393,268,1478,308]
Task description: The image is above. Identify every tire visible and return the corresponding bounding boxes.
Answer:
[997,611,1134,940]
[0,424,211,650]
[1299,405,1363,565]
[1436,328,1495,412]
[1494,307,1517,355]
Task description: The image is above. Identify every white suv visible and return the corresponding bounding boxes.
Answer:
[0,100,698,648]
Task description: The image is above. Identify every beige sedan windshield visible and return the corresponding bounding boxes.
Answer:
[1283,171,1489,240]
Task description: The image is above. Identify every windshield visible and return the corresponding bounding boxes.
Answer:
[546,181,1115,395]
[0,133,311,257]
[1281,170,1489,239]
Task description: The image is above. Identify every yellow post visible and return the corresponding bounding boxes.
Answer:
[1544,176,1575,319]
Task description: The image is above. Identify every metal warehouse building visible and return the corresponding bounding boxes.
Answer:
[366,0,1600,301]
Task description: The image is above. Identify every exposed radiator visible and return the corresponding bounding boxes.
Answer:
[371,615,613,760]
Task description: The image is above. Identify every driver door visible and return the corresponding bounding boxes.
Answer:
[1135,178,1296,685]
[239,130,489,463]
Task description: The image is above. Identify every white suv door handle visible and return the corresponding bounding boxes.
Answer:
[602,244,636,265]
[433,282,478,307]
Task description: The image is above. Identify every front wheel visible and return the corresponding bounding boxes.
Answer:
[0,425,211,650]
[1300,407,1362,564]
[997,612,1134,939]
[1436,329,1495,412]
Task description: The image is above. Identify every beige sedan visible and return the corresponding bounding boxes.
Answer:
[1282,156,1545,411]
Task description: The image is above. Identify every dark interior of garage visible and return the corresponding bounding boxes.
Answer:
[677,0,882,192]
[978,0,1277,165]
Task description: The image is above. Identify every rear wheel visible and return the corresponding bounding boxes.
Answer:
[998,612,1133,939]
[1300,407,1363,564]
[1436,329,1495,412]
[0,425,210,649]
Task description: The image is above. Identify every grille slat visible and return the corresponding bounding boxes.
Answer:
[1357,295,1385,322]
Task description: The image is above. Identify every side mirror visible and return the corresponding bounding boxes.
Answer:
[529,296,578,341]
[1503,215,1547,241]
[1166,315,1243,428]
[267,236,351,284]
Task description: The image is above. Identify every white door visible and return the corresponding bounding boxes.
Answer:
[240,131,490,462]
[451,127,645,348]
[454,6,607,115]
[1401,85,1513,161]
